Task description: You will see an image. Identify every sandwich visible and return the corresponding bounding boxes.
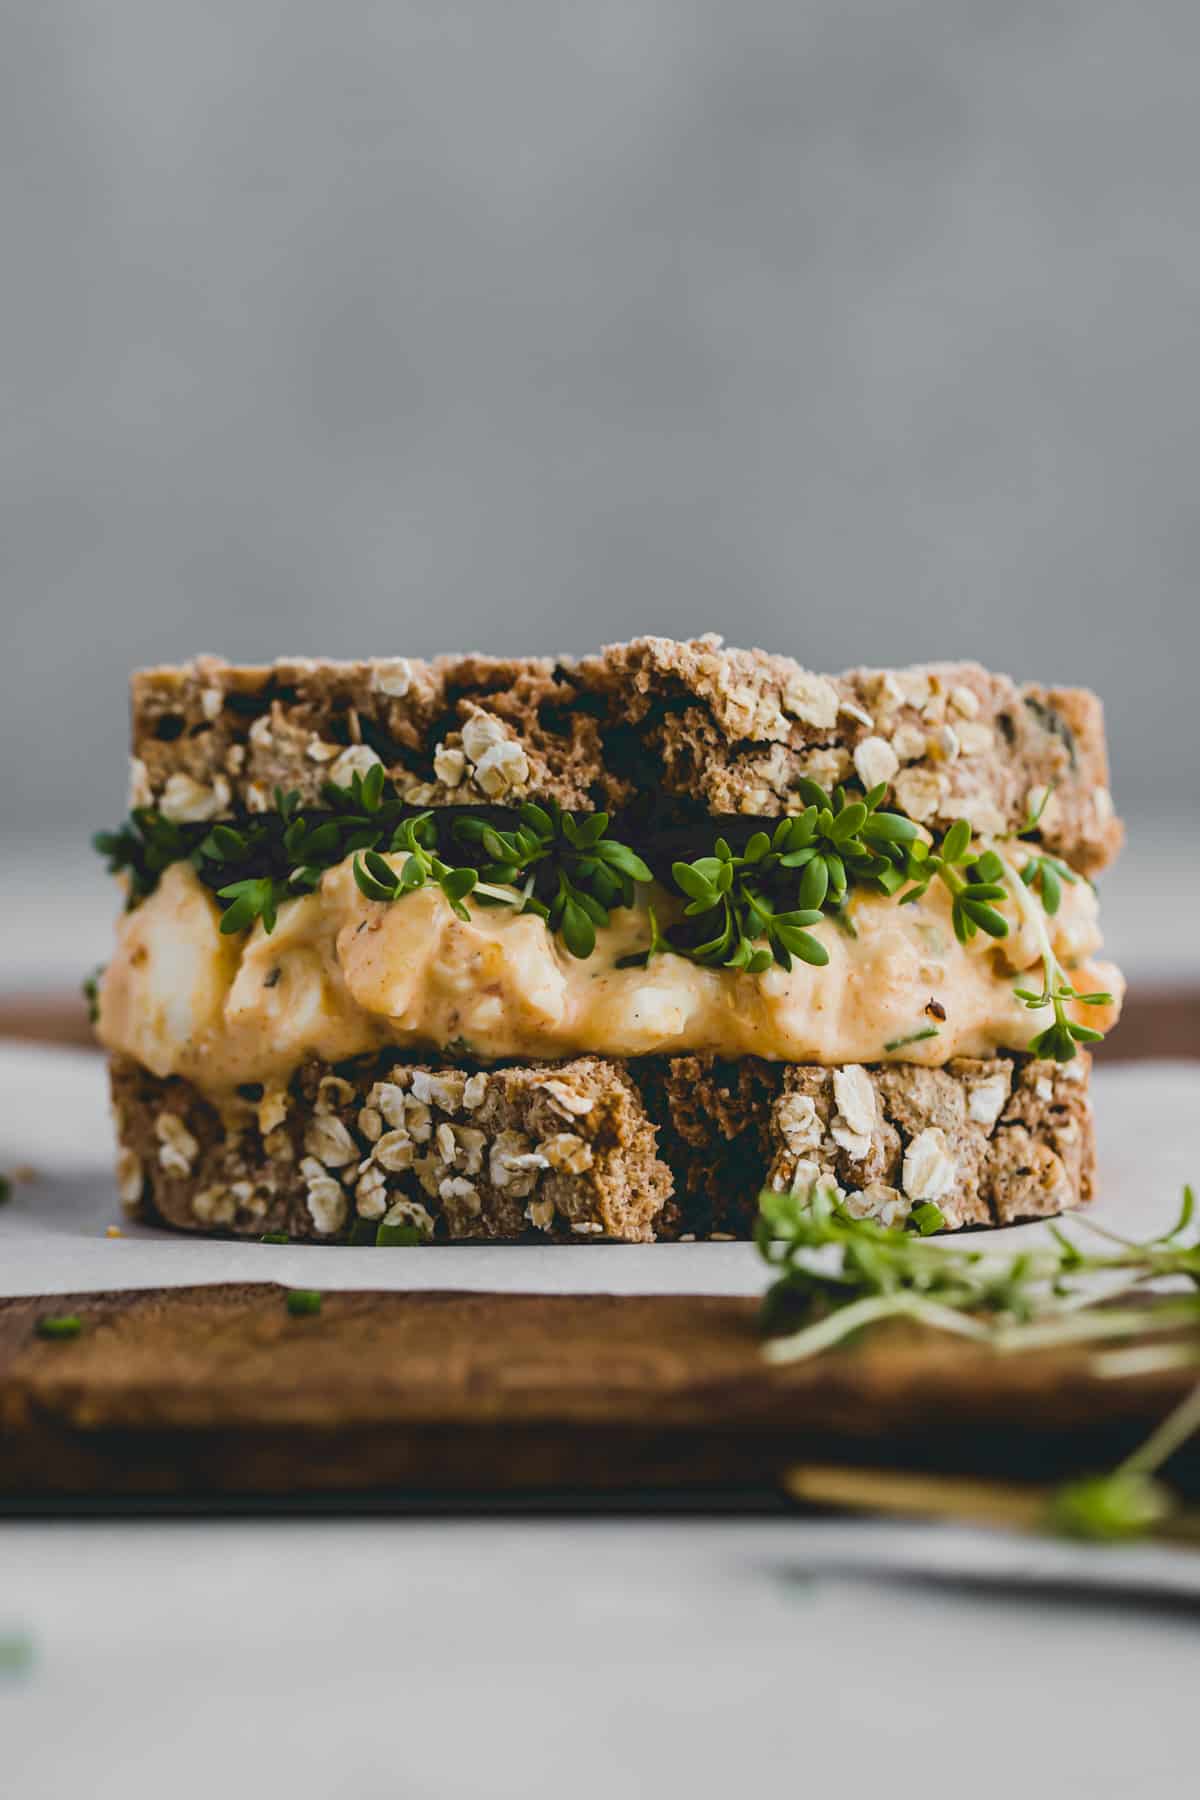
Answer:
[92,636,1123,1242]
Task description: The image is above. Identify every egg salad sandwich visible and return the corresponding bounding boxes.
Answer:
[93,637,1123,1243]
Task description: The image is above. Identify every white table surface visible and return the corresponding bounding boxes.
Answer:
[3,1515,1197,1800]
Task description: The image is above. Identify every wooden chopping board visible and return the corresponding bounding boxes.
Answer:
[2,1283,1197,1500]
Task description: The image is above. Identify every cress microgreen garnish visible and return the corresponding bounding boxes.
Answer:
[352,812,482,924]
[1003,860,1112,1062]
[450,802,653,959]
[757,1180,1200,1539]
[1020,849,1078,917]
[667,836,825,973]
[758,1179,1200,1359]
[661,779,927,973]
[351,800,655,959]
[1011,780,1089,922]
[660,782,1013,971]
[896,818,1010,946]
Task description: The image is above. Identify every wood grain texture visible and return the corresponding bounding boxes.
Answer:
[2,1284,1197,1498]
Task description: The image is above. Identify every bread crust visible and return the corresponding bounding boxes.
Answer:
[127,637,1120,874]
[110,1048,1094,1243]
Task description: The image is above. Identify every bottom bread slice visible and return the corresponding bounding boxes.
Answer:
[108,1048,1095,1244]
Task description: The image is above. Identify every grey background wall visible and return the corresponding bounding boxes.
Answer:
[4,0,1198,839]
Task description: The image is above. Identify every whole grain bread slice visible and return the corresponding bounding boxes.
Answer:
[126,636,1120,874]
[653,1050,1095,1237]
[110,1053,672,1245]
[110,1048,1094,1244]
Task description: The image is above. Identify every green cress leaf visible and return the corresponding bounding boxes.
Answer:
[796,856,829,911]
[593,839,653,883]
[960,897,1010,939]
[353,854,399,904]
[439,866,478,919]
[560,896,597,960]
[941,819,972,865]
[1039,861,1063,913]
[861,811,920,845]
[361,761,385,810]
[217,877,279,935]
[829,801,868,844]
[772,912,830,966]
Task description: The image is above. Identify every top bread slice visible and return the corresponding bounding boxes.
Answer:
[127,635,1120,874]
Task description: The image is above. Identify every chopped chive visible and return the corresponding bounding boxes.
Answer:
[260,1232,290,1244]
[286,1289,322,1317]
[909,1202,946,1236]
[883,1025,940,1052]
[36,1314,82,1340]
